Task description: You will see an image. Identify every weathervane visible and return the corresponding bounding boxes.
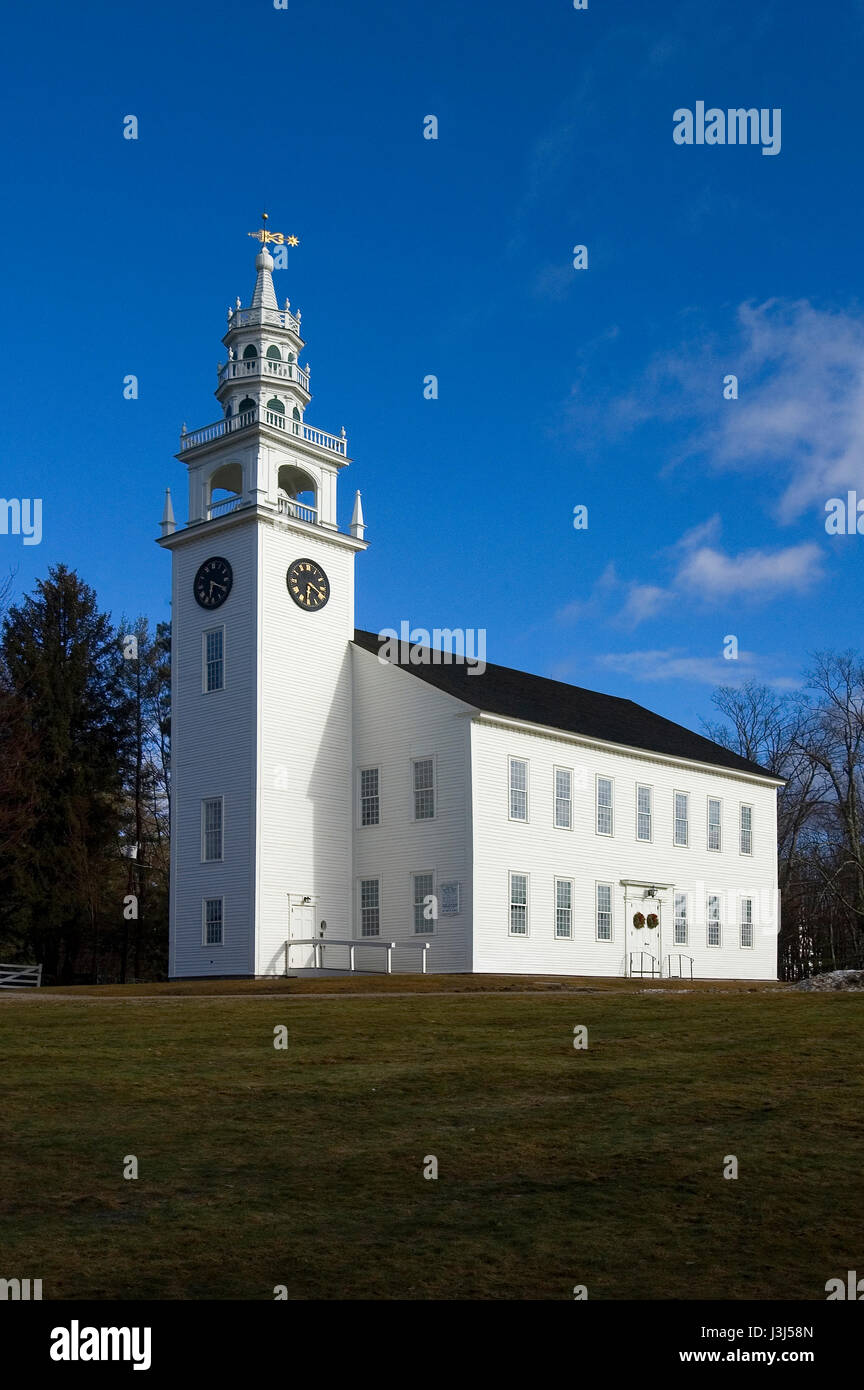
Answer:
[248,211,299,249]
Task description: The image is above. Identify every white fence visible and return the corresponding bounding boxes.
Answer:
[0,963,43,989]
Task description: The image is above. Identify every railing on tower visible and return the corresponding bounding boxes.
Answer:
[277,496,317,524]
[180,407,347,457]
[228,305,301,333]
[217,358,310,392]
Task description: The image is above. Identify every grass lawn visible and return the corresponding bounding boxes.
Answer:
[1,977,861,1300]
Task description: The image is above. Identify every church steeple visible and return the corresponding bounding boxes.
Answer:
[166,228,358,538]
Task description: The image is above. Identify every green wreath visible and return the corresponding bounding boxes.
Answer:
[632,912,646,929]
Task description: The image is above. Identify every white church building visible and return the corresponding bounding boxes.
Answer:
[159,240,782,982]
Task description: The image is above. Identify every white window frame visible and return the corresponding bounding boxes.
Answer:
[358,766,381,828]
[412,756,436,821]
[509,871,529,936]
[706,893,721,948]
[740,803,753,856]
[412,870,436,936]
[596,774,614,836]
[739,897,754,948]
[596,882,613,941]
[636,784,653,843]
[707,797,722,852]
[553,766,573,830]
[202,625,225,694]
[201,796,224,863]
[202,896,224,947]
[508,757,529,823]
[673,891,689,946]
[554,876,574,939]
[673,790,689,847]
[358,876,382,938]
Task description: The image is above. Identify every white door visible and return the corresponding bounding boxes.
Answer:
[628,900,660,976]
[288,902,316,969]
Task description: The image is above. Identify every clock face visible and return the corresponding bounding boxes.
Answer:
[287,558,330,611]
[193,556,233,610]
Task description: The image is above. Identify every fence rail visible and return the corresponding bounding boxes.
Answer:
[0,963,42,989]
[284,938,431,975]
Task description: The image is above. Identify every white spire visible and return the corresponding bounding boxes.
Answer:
[160,487,176,537]
[251,247,278,310]
[350,490,365,540]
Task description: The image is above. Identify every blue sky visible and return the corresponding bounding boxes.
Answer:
[1,0,863,732]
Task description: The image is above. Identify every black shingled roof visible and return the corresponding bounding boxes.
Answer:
[352,629,777,780]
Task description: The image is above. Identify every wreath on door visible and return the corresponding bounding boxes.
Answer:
[632,912,646,929]
[646,913,659,930]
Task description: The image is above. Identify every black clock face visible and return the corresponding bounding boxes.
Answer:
[193,556,233,610]
[287,558,330,611]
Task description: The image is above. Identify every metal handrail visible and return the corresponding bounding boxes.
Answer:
[284,938,431,975]
[664,953,694,980]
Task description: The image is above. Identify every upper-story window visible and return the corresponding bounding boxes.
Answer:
[266,345,281,360]
[413,758,435,820]
[202,797,223,862]
[707,797,722,851]
[509,758,528,821]
[238,396,256,415]
[266,397,285,414]
[674,791,689,847]
[242,344,258,360]
[636,784,652,841]
[293,406,302,421]
[740,804,753,855]
[554,767,572,829]
[203,628,224,693]
[359,767,380,827]
[596,776,614,835]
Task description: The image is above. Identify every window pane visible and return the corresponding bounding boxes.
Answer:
[674,892,688,945]
[360,878,380,936]
[509,759,528,820]
[674,792,688,846]
[414,759,434,819]
[740,805,753,853]
[509,873,528,934]
[203,798,223,861]
[204,898,223,945]
[360,767,380,826]
[555,878,572,938]
[413,873,434,934]
[554,769,572,828]
[205,629,224,692]
[597,777,613,835]
[596,883,612,940]
[637,786,652,841]
[740,898,753,947]
[707,893,721,946]
[708,799,722,851]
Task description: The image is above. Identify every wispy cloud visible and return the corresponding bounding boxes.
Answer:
[595,647,799,688]
[602,299,864,522]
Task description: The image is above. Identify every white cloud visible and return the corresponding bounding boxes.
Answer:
[676,541,824,601]
[596,648,799,688]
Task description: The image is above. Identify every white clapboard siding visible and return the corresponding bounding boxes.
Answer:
[351,646,475,972]
[470,716,779,980]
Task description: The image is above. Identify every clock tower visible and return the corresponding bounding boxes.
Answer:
[159,235,367,977]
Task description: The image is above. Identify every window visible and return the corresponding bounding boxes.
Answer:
[413,873,435,934]
[413,758,435,820]
[636,784,652,841]
[266,396,285,414]
[673,892,688,945]
[202,797,223,862]
[740,804,753,855]
[203,897,223,946]
[674,791,689,847]
[509,872,528,935]
[707,894,721,947]
[360,767,380,826]
[360,878,380,937]
[555,878,573,938]
[203,627,224,693]
[266,344,282,360]
[596,883,613,940]
[740,898,754,948]
[596,776,613,835]
[241,344,258,360]
[707,798,722,851]
[509,758,528,821]
[238,396,256,414]
[554,767,572,829]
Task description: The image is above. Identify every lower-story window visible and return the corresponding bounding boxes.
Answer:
[360,878,381,937]
[509,872,528,935]
[203,897,224,946]
[555,877,573,938]
[596,882,613,940]
[413,872,435,934]
[673,892,688,946]
[740,897,754,948]
[707,893,721,947]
